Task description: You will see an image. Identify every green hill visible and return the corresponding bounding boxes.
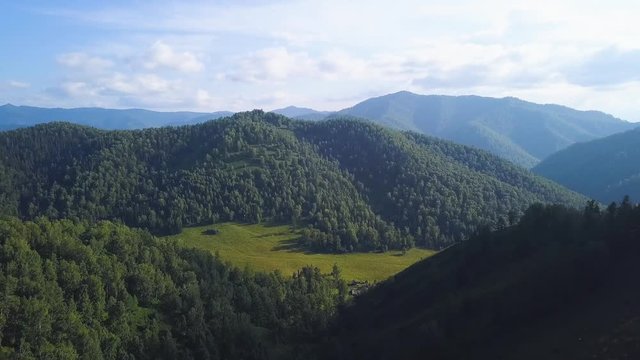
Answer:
[0,111,585,252]
[337,91,634,167]
[325,199,640,359]
[533,127,640,203]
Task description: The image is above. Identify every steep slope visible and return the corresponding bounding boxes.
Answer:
[0,103,231,130]
[337,91,634,167]
[294,119,586,247]
[534,127,640,203]
[0,111,585,252]
[325,200,640,360]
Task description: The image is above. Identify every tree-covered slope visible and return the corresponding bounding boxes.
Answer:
[325,199,640,360]
[0,111,585,252]
[295,119,586,247]
[533,127,640,204]
[0,217,345,359]
[337,91,634,167]
[0,103,232,130]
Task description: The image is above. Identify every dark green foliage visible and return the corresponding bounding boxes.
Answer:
[0,111,400,252]
[0,111,584,252]
[324,198,640,359]
[0,217,344,359]
[294,119,586,247]
[336,91,634,167]
[534,127,640,203]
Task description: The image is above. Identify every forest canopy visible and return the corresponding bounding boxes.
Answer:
[0,111,585,252]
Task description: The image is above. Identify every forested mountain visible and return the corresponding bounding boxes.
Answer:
[533,127,640,204]
[0,217,345,359]
[271,106,333,121]
[0,104,232,130]
[325,198,640,360]
[336,91,635,167]
[0,111,585,252]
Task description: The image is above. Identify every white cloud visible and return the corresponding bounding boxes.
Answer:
[145,41,204,73]
[12,0,639,121]
[57,52,113,72]
[223,47,315,83]
[8,81,30,89]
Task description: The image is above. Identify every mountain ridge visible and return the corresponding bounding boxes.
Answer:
[533,127,640,203]
[336,91,635,167]
[0,103,233,130]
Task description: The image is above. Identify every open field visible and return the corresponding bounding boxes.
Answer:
[168,222,435,282]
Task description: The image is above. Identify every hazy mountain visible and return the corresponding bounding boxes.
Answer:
[271,105,333,120]
[0,111,584,252]
[336,91,635,167]
[533,127,640,203]
[0,103,232,130]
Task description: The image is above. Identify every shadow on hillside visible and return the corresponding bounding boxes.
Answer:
[256,231,294,238]
[271,238,316,254]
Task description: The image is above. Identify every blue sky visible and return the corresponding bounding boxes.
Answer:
[1,0,639,121]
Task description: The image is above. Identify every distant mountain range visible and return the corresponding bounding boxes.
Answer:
[0,104,232,130]
[271,105,333,120]
[533,127,640,203]
[2,92,635,168]
[336,91,635,167]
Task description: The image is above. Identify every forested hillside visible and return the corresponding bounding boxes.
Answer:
[534,127,640,203]
[294,119,586,247]
[337,91,634,167]
[0,111,585,252]
[0,217,344,359]
[325,198,640,359]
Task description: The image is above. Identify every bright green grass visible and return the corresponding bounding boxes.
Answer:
[168,222,435,282]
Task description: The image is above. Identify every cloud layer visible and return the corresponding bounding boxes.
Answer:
[2,0,640,120]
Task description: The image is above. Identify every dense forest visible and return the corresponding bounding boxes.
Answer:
[0,111,584,252]
[1,199,637,359]
[0,217,345,359]
[324,197,640,359]
[534,127,640,203]
[294,119,585,248]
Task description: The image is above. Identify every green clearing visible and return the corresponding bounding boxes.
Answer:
[168,222,435,282]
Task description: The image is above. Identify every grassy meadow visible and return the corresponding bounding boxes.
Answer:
[168,222,435,282]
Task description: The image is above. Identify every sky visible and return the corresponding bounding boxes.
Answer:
[1,0,640,121]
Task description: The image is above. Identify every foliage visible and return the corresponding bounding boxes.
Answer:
[0,217,345,359]
[534,127,640,203]
[325,198,640,359]
[0,111,584,251]
[293,119,586,247]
